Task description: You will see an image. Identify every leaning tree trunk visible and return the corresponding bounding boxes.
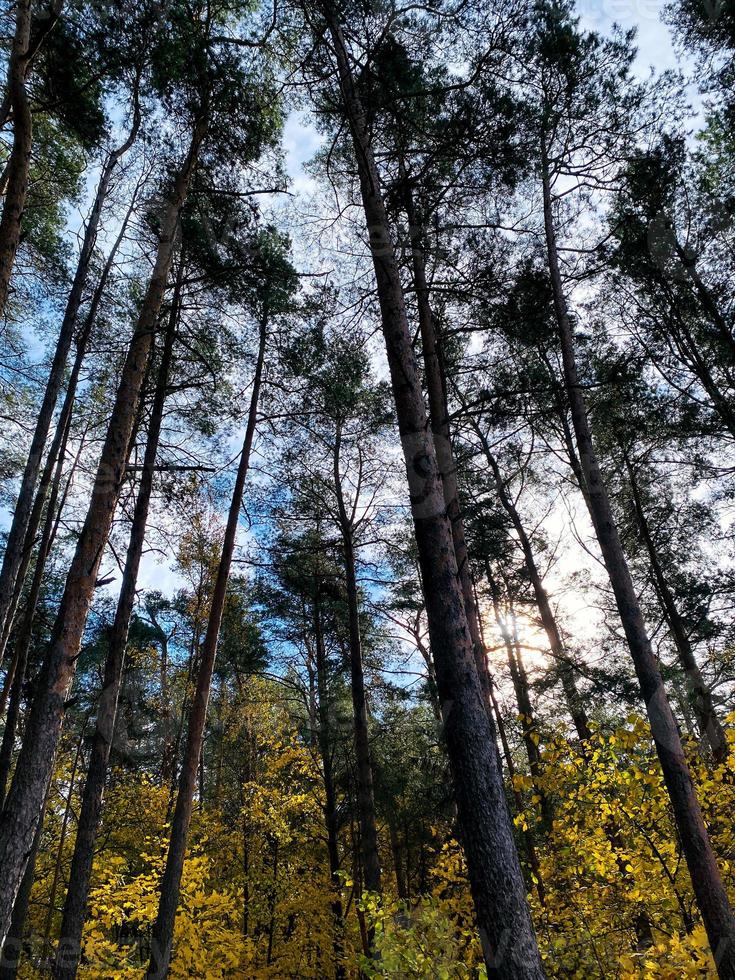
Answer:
[0,104,141,656]
[145,315,267,980]
[621,448,727,761]
[333,426,382,901]
[314,7,544,975]
[41,724,86,970]
[542,148,735,975]
[474,583,546,905]
[485,565,552,829]
[0,118,206,950]
[53,268,180,980]
[0,0,32,315]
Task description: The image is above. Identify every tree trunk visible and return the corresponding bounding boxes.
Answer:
[486,674,546,907]
[53,267,180,980]
[333,426,382,899]
[621,449,727,761]
[0,0,33,315]
[314,8,544,975]
[145,314,266,979]
[0,104,141,656]
[0,794,49,980]
[0,0,63,132]
[313,590,346,980]
[541,152,735,975]
[486,565,552,830]
[0,118,205,950]
[402,181,493,707]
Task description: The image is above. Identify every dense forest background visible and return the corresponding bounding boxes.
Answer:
[0,0,734,976]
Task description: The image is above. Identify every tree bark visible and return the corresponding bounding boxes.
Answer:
[0,0,63,132]
[0,0,33,315]
[145,314,266,979]
[0,794,48,980]
[0,103,141,656]
[542,150,735,975]
[53,265,180,980]
[0,164,143,668]
[0,399,75,806]
[314,8,544,975]
[486,565,552,829]
[0,118,205,950]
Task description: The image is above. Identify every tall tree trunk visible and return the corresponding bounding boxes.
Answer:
[0,118,205,950]
[145,314,267,979]
[313,589,346,980]
[333,426,382,899]
[53,269,180,980]
[0,794,49,980]
[314,8,544,975]
[475,586,546,906]
[0,104,141,655]
[487,675,546,907]
[0,0,32,315]
[541,151,735,974]
[402,181,493,706]
[621,449,727,761]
